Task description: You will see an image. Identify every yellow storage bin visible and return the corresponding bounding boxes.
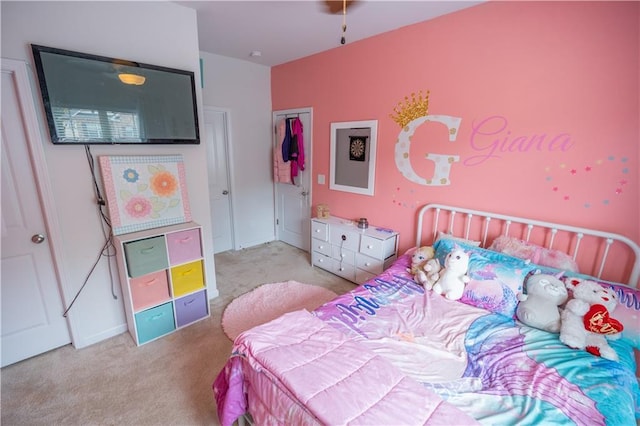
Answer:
[170,260,204,297]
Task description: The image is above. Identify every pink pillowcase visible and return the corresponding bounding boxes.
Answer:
[489,235,579,272]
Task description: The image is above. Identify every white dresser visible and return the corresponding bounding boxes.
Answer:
[311,216,399,284]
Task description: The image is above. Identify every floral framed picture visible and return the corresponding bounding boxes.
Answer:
[99,155,191,235]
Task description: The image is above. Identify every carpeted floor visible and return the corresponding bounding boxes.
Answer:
[0,241,354,425]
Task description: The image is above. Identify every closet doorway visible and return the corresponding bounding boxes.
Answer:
[273,108,313,252]
[204,107,235,253]
[1,59,72,366]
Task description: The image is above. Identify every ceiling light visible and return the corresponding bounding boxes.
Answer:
[118,73,146,85]
[250,51,262,57]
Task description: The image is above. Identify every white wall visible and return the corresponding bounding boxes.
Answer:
[199,51,275,249]
[1,1,217,348]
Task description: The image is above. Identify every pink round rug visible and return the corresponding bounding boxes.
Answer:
[222,281,338,341]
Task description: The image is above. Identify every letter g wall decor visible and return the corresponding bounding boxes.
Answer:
[391,90,462,186]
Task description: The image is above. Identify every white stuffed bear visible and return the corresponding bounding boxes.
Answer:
[415,258,441,290]
[559,278,623,361]
[516,272,568,333]
[432,248,470,300]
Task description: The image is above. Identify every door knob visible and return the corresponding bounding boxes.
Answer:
[31,234,46,244]
[301,191,308,196]
[222,190,229,195]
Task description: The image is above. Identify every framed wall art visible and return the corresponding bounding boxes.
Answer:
[99,155,191,235]
[329,120,378,196]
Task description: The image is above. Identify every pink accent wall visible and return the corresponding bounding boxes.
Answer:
[272,1,639,254]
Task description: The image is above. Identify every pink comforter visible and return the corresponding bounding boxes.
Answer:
[214,309,478,425]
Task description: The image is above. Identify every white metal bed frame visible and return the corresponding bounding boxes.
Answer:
[416,204,640,288]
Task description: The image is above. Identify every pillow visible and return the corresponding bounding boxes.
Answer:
[434,238,535,317]
[534,267,640,348]
[489,235,579,272]
[435,231,481,247]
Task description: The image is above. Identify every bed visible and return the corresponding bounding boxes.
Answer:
[213,204,640,425]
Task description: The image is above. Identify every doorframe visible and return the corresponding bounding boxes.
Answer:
[2,58,79,345]
[272,106,313,242]
[204,105,239,251]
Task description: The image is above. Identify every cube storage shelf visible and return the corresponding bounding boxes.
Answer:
[114,222,209,345]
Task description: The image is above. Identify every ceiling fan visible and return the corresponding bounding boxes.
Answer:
[322,0,359,14]
[322,0,360,44]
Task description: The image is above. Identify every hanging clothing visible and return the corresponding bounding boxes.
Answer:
[282,118,292,162]
[289,117,305,183]
[273,118,291,183]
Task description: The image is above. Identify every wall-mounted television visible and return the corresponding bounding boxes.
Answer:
[31,44,200,145]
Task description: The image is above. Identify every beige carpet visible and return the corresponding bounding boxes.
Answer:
[0,241,354,425]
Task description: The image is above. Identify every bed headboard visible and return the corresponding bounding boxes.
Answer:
[416,204,640,288]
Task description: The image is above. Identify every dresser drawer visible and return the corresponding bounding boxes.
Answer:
[332,245,355,265]
[311,250,333,269]
[360,235,397,260]
[135,302,175,344]
[124,236,168,278]
[171,260,205,297]
[356,253,385,275]
[331,261,356,281]
[329,227,360,251]
[175,290,208,327]
[166,228,202,265]
[311,220,329,241]
[129,270,170,312]
[311,238,332,257]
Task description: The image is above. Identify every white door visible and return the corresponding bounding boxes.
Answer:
[273,108,312,251]
[204,107,234,253]
[1,59,71,367]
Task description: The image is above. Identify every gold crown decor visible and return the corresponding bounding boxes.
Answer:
[389,90,430,128]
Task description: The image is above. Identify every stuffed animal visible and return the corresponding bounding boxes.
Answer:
[414,258,441,290]
[559,278,623,361]
[432,248,470,300]
[407,246,435,276]
[516,272,568,333]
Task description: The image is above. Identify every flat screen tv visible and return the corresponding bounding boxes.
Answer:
[31,44,200,145]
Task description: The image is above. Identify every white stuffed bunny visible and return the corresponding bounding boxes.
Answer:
[432,248,470,300]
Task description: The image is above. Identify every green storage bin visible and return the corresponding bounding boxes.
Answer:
[124,236,168,278]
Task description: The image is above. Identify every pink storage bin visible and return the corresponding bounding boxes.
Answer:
[166,228,202,266]
[130,270,170,312]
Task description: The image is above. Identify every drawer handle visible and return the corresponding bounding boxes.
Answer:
[150,313,165,321]
[319,245,324,249]
[184,298,195,306]
[140,246,155,254]
[339,267,345,271]
[181,269,193,276]
[367,245,373,249]
[180,237,193,243]
[143,278,158,287]
[365,262,371,266]
[340,253,345,258]
[315,229,320,233]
